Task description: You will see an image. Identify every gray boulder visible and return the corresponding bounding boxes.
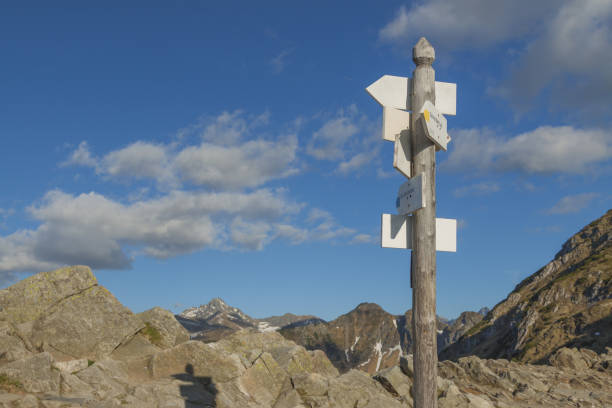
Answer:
[137,306,190,349]
[0,265,96,325]
[149,340,245,383]
[30,285,144,361]
[0,321,32,363]
[0,352,60,394]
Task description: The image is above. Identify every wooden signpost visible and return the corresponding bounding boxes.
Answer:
[367,37,457,408]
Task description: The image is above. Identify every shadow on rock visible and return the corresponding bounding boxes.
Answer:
[172,363,218,407]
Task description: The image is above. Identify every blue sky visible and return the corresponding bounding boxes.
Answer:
[1,1,610,321]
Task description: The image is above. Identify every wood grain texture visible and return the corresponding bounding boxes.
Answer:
[410,36,438,408]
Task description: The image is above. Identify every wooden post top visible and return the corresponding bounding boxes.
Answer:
[413,37,435,66]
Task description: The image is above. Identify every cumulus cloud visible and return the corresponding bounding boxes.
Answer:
[63,111,299,190]
[101,142,174,184]
[380,1,612,117]
[61,141,98,168]
[0,188,370,277]
[494,1,612,110]
[175,136,298,190]
[453,182,500,197]
[0,110,377,281]
[274,224,309,244]
[379,0,560,51]
[307,107,360,160]
[337,152,376,175]
[0,188,298,273]
[230,218,272,251]
[443,126,612,174]
[306,105,380,174]
[547,193,599,214]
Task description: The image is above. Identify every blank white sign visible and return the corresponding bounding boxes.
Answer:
[393,129,412,178]
[382,106,410,142]
[381,214,456,252]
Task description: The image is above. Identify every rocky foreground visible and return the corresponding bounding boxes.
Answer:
[0,266,611,407]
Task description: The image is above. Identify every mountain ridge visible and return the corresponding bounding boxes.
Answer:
[440,208,612,363]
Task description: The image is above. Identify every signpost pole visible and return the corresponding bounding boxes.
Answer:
[410,37,438,408]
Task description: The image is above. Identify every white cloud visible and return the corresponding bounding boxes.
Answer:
[306,105,380,176]
[175,136,298,189]
[350,234,376,244]
[63,111,300,190]
[453,182,500,198]
[0,188,301,273]
[307,208,333,223]
[337,152,376,175]
[379,1,612,117]
[61,141,98,168]
[275,224,309,244]
[101,142,176,187]
[270,49,292,74]
[307,110,359,160]
[0,110,377,280]
[0,230,58,275]
[201,110,249,145]
[376,168,396,179]
[379,1,560,51]
[547,193,599,214]
[443,126,612,174]
[0,188,370,276]
[230,218,272,251]
[495,0,612,113]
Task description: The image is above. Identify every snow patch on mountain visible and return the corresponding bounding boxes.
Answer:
[257,321,280,332]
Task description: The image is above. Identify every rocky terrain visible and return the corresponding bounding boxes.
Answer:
[176,298,486,375]
[0,266,611,407]
[437,311,484,352]
[440,209,612,363]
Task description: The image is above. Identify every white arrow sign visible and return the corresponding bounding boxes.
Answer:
[366,75,457,116]
[419,100,450,151]
[393,128,412,178]
[381,214,456,252]
[396,174,425,214]
[382,106,410,142]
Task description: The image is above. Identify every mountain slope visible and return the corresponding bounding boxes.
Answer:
[278,303,454,374]
[440,209,612,363]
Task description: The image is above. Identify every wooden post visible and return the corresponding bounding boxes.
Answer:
[410,37,437,408]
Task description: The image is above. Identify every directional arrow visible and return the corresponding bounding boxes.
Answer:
[366,75,456,116]
[381,214,456,252]
[419,100,450,151]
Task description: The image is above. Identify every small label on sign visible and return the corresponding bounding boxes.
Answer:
[396,173,425,215]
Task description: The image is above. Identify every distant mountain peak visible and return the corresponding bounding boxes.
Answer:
[478,307,490,316]
[353,302,385,313]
